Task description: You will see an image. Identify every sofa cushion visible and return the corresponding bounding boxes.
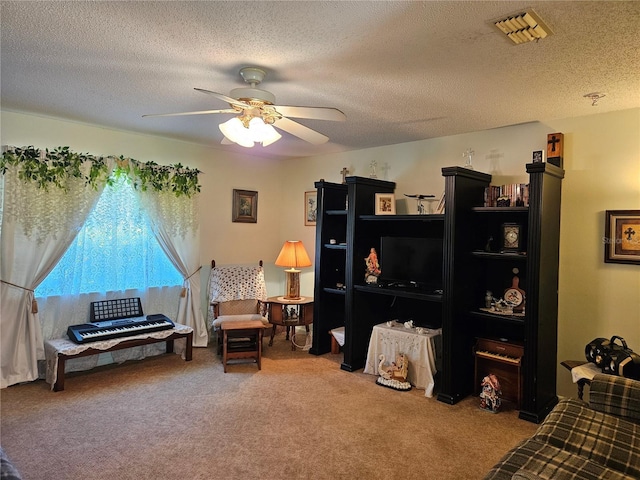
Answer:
[533,398,640,478]
[511,471,543,480]
[484,438,632,480]
[211,314,268,329]
[590,373,640,423]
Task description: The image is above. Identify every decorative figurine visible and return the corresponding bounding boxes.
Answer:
[376,353,412,391]
[484,236,494,252]
[340,167,349,184]
[365,247,381,284]
[480,374,502,413]
[463,147,475,170]
[485,291,493,308]
[404,194,436,214]
[369,159,378,178]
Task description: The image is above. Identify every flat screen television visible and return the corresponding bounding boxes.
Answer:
[379,236,443,291]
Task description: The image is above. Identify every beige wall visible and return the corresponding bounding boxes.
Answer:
[2,108,639,398]
[282,108,640,398]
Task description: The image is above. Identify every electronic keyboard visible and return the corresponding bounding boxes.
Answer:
[67,314,175,344]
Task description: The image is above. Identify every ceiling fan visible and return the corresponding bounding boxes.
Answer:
[143,67,346,147]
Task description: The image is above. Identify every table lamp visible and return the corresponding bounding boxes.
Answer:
[275,240,312,299]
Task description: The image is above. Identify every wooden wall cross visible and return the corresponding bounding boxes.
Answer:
[546,132,564,168]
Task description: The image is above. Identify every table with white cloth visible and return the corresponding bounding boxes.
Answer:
[561,360,601,400]
[44,323,193,391]
[364,322,442,397]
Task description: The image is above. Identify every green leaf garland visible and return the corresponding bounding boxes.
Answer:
[1,146,201,197]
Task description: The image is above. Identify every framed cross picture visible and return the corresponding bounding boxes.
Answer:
[604,210,640,264]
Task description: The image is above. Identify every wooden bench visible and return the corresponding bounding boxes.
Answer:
[45,324,193,391]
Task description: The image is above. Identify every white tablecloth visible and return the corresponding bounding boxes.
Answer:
[571,362,601,383]
[364,323,442,397]
[44,323,193,389]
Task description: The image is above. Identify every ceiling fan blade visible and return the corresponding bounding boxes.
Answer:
[194,88,248,109]
[274,117,329,145]
[143,109,236,118]
[272,105,346,122]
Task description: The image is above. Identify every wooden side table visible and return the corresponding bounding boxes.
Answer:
[561,360,591,400]
[266,296,313,350]
[221,320,264,372]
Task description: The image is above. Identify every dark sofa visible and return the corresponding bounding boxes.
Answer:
[484,374,640,480]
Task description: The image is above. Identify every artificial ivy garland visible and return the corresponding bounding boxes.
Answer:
[1,146,201,197]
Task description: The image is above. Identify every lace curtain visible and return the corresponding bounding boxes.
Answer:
[135,187,208,347]
[36,176,183,296]
[1,160,112,388]
[1,147,204,388]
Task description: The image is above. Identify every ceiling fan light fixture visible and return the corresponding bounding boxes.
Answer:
[248,117,282,146]
[219,116,281,148]
[219,117,254,148]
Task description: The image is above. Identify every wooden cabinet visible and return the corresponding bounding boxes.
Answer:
[311,164,563,424]
[438,163,564,423]
[311,176,397,372]
[311,176,444,373]
[311,180,348,356]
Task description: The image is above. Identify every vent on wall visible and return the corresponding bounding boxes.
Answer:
[494,10,553,45]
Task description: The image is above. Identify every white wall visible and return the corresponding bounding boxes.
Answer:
[3,107,639,398]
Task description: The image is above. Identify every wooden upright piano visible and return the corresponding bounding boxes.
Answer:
[475,337,524,408]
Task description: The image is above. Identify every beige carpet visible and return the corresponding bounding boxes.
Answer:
[1,331,537,479]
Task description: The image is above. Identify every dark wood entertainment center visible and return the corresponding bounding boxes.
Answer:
[311,163,564,423]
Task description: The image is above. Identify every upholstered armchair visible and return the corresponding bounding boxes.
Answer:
[207,260,269,353]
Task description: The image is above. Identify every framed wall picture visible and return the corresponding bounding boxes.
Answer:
[305,190,317,226]
[232,189,258,223]
[532,150,543,163]
[375,193,396,215]
[604,210,640,264]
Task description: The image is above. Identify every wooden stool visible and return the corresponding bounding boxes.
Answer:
[221,320,264,373]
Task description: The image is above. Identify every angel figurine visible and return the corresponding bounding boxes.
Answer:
[364,247,381,284]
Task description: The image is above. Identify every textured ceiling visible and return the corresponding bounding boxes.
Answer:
[1,1,639,160]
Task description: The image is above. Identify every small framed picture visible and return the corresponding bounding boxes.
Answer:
[435,192,445,214]
[375,193,396,215]
[232,189,258,223]
[532,150,543,163]
[604,210,640,264]
[305,190,317,226]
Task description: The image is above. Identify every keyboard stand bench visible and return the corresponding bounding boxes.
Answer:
[44,323,193,392]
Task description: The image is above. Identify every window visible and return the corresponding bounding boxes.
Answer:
[36,176,183,297]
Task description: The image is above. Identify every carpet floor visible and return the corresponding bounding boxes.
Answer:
[1,331,536,479]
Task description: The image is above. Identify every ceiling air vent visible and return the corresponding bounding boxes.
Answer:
[494,10,553,45]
